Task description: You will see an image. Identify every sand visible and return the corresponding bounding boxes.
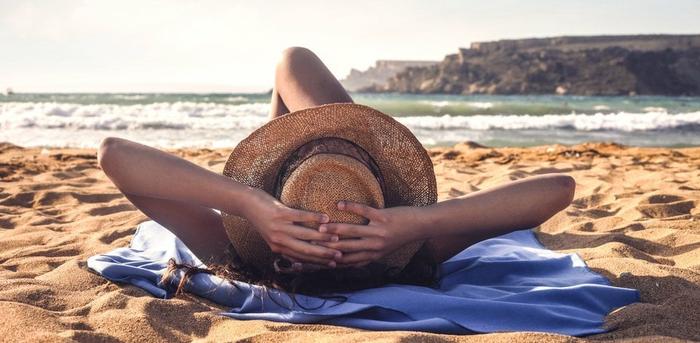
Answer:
[0,141,698,342]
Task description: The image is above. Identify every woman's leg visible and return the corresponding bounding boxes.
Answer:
[269,47,353,119]
[269,88,290,119]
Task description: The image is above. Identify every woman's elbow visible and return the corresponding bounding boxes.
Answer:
[525,174,576,228]
[552,174,576,210]
[97,137,128,176]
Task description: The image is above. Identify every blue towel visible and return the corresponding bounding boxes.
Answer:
[87,220,639,336]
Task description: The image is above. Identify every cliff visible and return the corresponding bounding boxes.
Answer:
[360,35,700,96]
[340,60,438,92]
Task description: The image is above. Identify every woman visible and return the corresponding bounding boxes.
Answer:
[98,47,575,293]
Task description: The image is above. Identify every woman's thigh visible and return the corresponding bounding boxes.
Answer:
[271,47,353,117]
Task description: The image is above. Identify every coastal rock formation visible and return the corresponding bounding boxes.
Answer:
[361,35,700,96]
[340,60,437,91]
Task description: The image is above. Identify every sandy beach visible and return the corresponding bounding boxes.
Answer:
[0,141,698,342]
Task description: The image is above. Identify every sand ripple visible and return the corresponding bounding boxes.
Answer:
[1,141,698,342]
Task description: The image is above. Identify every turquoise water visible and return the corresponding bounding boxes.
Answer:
[1,93,699,148]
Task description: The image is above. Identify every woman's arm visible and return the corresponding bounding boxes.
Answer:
[319,174,576,265]
[98,137,342,266]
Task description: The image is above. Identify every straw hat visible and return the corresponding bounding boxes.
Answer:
[222,103,437,273]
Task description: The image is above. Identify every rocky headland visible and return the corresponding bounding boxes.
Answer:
[340,60,438,91]
[359,35,700,96]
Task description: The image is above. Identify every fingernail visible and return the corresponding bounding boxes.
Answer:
[334,251,342,259]
[337,201,345,209]
[330,235,339,242]
[321,214,329,223]
[319,225,327,233]
[328,261,336,268]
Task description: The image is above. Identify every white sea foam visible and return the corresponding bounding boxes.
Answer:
[223,96,249,102]
[421,100,450,111]
[396,111,700,131]
[644,106,667,113]
[422,100,494,110]
[468,102,494,109]
[0,102,270,131]
[2,102,700,148]
[2,102,699,133]
[112,95,148,100]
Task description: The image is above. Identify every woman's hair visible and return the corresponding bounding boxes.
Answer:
[161,244,438,305]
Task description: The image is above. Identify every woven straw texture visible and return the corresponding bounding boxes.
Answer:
[222,103,437,272]
[280,154,385,228]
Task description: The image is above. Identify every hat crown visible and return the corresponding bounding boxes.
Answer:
[280,154,385,229]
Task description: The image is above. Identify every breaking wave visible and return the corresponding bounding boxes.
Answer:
[2,102,699,132]
[0,102,270,131]
[397,111,700,132]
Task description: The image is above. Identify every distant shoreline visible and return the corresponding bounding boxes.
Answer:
[344,34,700,96]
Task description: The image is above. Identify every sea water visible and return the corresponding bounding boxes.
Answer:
[1,93,699,148]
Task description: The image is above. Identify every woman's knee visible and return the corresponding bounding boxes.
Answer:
[276,47,320,78]
[278,47,317,67]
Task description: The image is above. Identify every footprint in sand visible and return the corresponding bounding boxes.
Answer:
[73,193,123,204]
[50,171,84,180]
[87,204,136,216]
[581,205,621,219]
[636,194,695,219]
[0,192,36,208]
[21,182,62,191]
[448,187,467,197]
[646,194,685,203]
[572,193,608,209]
[3,191,125,209]
[34,191,81,207]
[0,217,15,229]
[98,228,137,244]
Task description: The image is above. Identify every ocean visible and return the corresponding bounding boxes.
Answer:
[1,93,699,148]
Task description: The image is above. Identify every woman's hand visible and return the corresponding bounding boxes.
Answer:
[317,201,427,267]
[241,188,342,267]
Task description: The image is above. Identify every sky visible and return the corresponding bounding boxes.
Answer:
[2,0,700,93]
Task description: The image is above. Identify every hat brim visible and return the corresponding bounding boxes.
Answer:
[222,103,437,271]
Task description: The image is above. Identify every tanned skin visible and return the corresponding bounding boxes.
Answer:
[98,47,575,271]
